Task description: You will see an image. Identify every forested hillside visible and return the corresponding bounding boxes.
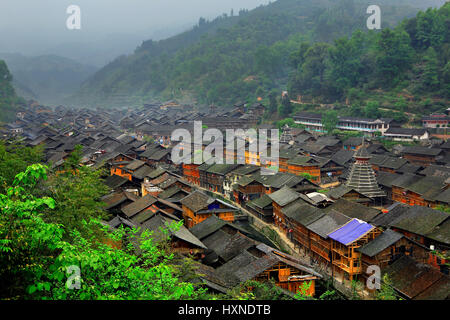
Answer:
[0,53,97,106]
[72,0,443,108]
[0,60,25,123]
[288,3,450,119]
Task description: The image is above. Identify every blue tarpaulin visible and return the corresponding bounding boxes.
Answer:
[328,219,374,246]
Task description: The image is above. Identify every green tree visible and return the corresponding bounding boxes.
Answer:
[278,93,293,117]
[364,101,381,119]
[0,141,44,194]
[376,274,399,300]
[0,164,205,300]
[422,47,440,91]
[376,29,413,84]
[40,165,110,241]
[323,110,338,133]
[268,90,278,114]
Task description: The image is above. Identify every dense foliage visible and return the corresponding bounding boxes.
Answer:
[73,0,433,108]
[0,60,25,122]
[288,3,450,115]
[0,141,44,194]
[0,164,206,300]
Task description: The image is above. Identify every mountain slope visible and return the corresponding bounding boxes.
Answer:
[0,53,97,106]
[72,0,446,108]
[0,60,25,123]
[287,2,449,120]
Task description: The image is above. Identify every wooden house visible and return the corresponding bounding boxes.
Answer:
[357,229,430,292]
[189,216,322,296]
[246,194,274,223]
[183,162,201,185]
[180,190,239,228]
[391,174,447,207]
[233,174,267,205]
[305,210,352,270]
[223,165,260,199]
[268,186,302,232]
[281,198,324,252]
[328,219,381,282]
[102,190,139,216]
[327,185,373,205]
[401,146,444,167]
[382,255,450,300]
[204,164,241,194]
[371,204,450,273]
[286,156,321,184]
[342,137,365,151]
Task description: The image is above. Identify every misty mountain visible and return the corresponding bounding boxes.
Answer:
[0,60,24,122]
[71,0,447,108]
[0,53,98,106]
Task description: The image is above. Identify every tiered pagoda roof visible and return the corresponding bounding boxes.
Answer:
[346,143,386,199]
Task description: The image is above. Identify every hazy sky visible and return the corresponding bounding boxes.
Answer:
[0,0,271,64]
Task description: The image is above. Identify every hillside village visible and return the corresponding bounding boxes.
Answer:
[2,100,449,300]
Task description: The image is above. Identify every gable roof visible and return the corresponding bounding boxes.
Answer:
[384,255,449,300]
[357,229,404,257]
[247,194,273,210]
[101,191,139,210]
[125,159,146,171]
[306,210,352,239]
[141,214,207,249]
[402,146,443,156]
[132,164,154,180]
[390,206,449,237]
[121,194,158,218]
[325,199,381,222]
[180,190,214,213]
[268,186,301,207]
[282,199,324,226]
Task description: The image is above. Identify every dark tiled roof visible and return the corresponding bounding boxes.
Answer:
[180,190,214,213]
[125,159,145,171]
[435,188,450,205]
[343,137,364,146]
[306,210,351,238]
[425,218,450,245]
[248,194,273,209]
[141,214,207,249]
[391,206,449,237]
[402,146,443,156]
[203,231,256,262]
[325,199,381,222]
[331,150,355,166]
[396,163,422,174]
[132,164,154,180]
[158,186,186,200]
[268,186,301,207]
[376,171,402,188]
[121,194,158,218]
[384,255,449,300]
[101,191,138,210]
[282,199,324,226]
[419,165,450,179]
[357,229,403,257]
[287,156,319,166]
[146,167,167,179]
